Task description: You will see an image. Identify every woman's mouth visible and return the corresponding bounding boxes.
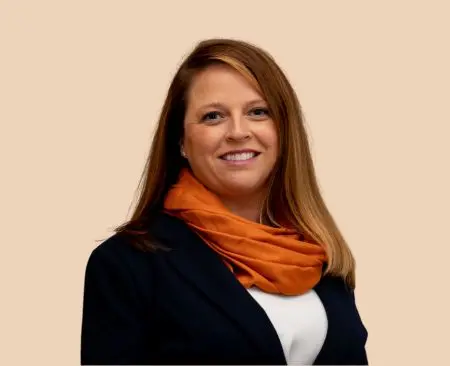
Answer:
[220,151,260,161]
[219,151,261,166]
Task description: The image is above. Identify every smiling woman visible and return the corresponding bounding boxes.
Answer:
[80,38,368,365]
[182,64,278,222]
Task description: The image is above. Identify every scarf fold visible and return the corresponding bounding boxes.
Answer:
[163,168,327,295]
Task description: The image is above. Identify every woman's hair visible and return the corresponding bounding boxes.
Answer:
[115,38,357,288]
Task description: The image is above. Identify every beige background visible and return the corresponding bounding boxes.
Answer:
[1,1,449,365]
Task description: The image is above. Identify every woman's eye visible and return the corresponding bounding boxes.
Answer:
[202,111,222,122]
[249,107,269,118]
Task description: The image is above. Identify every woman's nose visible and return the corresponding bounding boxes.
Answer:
[225,116,251,141]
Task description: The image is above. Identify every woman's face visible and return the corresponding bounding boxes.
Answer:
[182,64,278,203]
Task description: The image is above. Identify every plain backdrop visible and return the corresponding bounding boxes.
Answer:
[1,1,449,365]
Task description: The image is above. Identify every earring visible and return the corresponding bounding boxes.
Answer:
[180,146,187,158]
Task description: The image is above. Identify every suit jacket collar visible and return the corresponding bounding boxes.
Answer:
[149,213,286,364]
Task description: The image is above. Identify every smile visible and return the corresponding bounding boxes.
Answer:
[220,152,260,161]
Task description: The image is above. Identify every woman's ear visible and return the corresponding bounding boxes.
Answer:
[179,139,187,158]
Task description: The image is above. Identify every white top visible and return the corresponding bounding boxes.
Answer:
[247,287,328,365]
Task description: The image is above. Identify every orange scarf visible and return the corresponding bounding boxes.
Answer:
[163,168,327,295]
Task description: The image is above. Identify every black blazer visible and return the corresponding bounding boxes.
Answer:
[81,213,368,365]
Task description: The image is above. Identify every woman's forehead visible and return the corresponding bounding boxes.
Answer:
[187,66,265,108]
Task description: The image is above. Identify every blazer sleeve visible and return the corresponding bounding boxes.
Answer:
[80,244,152,365]
[349,289,369,365]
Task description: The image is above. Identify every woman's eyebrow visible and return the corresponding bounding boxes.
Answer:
[198,99,267,110]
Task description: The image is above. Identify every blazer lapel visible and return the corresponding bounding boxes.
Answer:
[149,213,286,364]
[313,275,369,365]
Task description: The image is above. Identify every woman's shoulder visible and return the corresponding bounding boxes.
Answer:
[84,231,163,290]
[85,213,189,271]
[82,231,164,313]
[88,232,150,264]
[90,229,169,267]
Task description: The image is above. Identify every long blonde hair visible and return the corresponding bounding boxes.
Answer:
[115,38,357,288]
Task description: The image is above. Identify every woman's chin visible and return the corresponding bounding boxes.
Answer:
[217,179,266,198]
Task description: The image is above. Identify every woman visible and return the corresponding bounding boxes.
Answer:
[80,38,368,365]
